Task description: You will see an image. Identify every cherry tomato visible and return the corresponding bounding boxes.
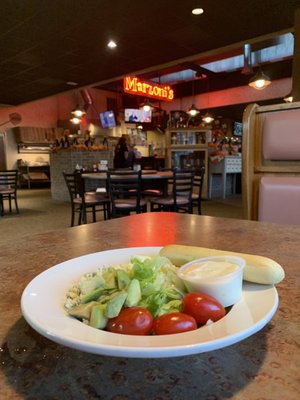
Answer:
[183,292,225,326]
[106,307,153,335]
[153,312,197,335]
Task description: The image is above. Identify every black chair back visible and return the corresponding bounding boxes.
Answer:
[106,170,146,218]
[63,171,110,226]
[193,166,205,214]
[0,170,20,215]
[0,169,18,188]
[63,171,85,201]
[172,169,195,212]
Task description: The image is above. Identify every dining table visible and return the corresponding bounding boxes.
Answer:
[83,169,173,196]
[0,212,299,399]
[83,170,172,180]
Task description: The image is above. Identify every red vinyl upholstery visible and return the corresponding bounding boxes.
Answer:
[258,176,300,225]
[262,110,300,161]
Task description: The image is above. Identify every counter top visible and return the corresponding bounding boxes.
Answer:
[0,213,299,399]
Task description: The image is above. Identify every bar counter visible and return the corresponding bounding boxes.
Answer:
[0,212,299,399]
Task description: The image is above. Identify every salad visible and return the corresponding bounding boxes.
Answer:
[64,254,225,335]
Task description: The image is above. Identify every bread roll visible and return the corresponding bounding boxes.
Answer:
[159,244,285,285]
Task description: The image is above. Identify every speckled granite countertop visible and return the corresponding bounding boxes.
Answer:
[0,213,299,399]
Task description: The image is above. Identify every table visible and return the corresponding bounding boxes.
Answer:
[83,170,172,181]
[0,213,299,399]
[209,155,242,199]
[18,164,50,189]
[83,170,173,195]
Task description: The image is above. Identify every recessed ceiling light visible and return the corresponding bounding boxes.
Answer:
[107,40,117,49]
[66,81,78,86]
[192,8,204,15]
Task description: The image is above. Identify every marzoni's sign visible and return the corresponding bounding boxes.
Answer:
[123,76,174,101]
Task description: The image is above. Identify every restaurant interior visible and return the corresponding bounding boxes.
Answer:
[0,2,300,399]
[0,1,299,209]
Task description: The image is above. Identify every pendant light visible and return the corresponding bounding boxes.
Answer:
[71,105,86,118]
[201,78,214,124]
[70,116,82,124]
[187,77,200,116]
[70,102,86,124]
[187,104,200,116]
[139,98,155,112]
[202,111,214,124]
[248,67,271,90]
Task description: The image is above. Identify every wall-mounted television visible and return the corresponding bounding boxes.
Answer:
[99,110,116,128]
[124,108,152,123]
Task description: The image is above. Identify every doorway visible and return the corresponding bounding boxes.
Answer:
[0,133,7,170]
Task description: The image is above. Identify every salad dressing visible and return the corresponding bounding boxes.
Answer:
[177,256,245,307]
[181,261,239,280]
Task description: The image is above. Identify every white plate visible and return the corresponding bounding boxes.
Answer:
[21,247,278,358]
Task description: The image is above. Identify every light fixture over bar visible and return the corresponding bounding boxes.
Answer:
[139,98,155,112]
[248,68,271,90]
[71,105,86,118]
[70,117,82,124]
[187,104,200,116]
[202,111,214,124]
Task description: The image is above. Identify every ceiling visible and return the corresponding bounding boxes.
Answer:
[1,0,299,107]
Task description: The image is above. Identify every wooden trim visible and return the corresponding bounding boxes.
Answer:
[255,101,300,113]
[242,103,258,220]
[254,165,300,173]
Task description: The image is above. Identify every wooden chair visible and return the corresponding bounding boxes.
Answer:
[63,172,110,226]
[106,170,147,218]
[150,169,195,213]
[0,170,20,216]
[191,166,205,214]
[142,168,173,198]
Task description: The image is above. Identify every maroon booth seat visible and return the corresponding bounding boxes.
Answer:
[258,176,300,225]
[262,109,300,161]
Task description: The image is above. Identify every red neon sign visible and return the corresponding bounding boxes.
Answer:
[123,76,174,101]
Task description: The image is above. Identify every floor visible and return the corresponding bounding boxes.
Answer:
[0,188,243,241]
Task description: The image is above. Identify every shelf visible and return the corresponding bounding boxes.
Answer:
[18,143,53,154]
[165,128,211,199]
[170,130,207,146]
[18,164,50,188]
[168,128,208,132]
[169,144,207,150]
